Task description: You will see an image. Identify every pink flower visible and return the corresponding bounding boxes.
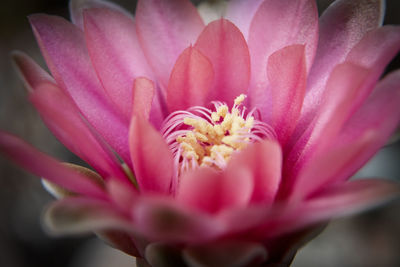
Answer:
[1,0,400,265]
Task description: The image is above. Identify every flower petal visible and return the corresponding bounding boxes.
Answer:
[129,116,173,194]
[135,0,204,90]
[0,132,106,198]
[133,197,223,243]
[29,14,131,163]
[167,47,214,112]
[83,7,153,119]
[225,0,264,39]
[30,83,127,180]
[227,139,282,205]
[183,241,268,267]
[44,197,133,235]
[298,0,385,138]
[177,167,254,214]
[195,19,250,105]
[282,63,370,198]
[11,51,55,92]
[247,0,318,117]
[133,77,156,120]
[267,45,307,144]
[96,230,140,257]
[69,0,132,29]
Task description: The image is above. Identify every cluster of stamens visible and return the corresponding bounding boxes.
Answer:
[162,95,276,178]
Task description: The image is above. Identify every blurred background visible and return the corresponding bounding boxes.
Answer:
[0,0,399,266]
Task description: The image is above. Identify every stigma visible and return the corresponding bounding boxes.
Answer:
[162,95,276,177]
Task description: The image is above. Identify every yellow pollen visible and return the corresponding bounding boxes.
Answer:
[176,95,254,171]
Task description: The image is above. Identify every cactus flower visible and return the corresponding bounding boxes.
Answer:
[1,0,400,266]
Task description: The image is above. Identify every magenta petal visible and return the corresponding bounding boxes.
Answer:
[167,47,214,112]
[133,196,224,243]
[248,0,318,117]
[227,139,282,205]
[299,0,385,136]
[225,0,264,39]
[267,45,307,144]
[44,197,133,235]
[106,179,138,213]
[30,83,127,181]
[135,0,204,91]
[177,167,254,214]
[132,77,155,120]
[195,19,250,105]
[69,0,132,29]
[84,7,153,119]
[29,14,130,163]
[11,51,55,92]
[0,132,106,198]
[129,116,173,194]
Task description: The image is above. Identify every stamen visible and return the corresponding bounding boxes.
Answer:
[162,95,275,178]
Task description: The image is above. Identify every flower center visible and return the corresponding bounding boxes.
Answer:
[162,95,275,177]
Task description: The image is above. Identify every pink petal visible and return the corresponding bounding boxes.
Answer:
[227,139,282,205]
[135,0,204,90]
[69,0,132,29]
[248,0,318,116]
[264,179,399,238]
[225,0,264,39]
[0,132,106,198]
[11,51,55,92]
[83,7,154,119]
[282,63,370,199]
[132,77,156,120]
[129,116,173,194]
[106,179,138,213]
[167,47,214,112]
[290,131,378,201]
[132,196,224,243]
[267,45,307,144]
[44,197,133,235]
[29,14,130,163]
[195,19,250,105]
[328,70,400,183]
[30,83,127,181]
[177,167,254,214]
[298,0,385,139]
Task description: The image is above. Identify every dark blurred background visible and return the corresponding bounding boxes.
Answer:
[0,0,399,266]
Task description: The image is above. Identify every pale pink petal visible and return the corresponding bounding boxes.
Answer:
[30,83,127,181]
[195,19,250,105]
[167,47,214,112]
[44,197,133,235]
[248,0,318,117]
[327,70,400,183]
[262,179,399,238]
[281,63,370,199]
[69,0,132,29]
[297,0,385,138]
[290,131,378,201]
[83,7,154,119]
[183,241,267,267]
[132,77,155,120]
[345,26,400,75]
[29,14,130,163]
[129,116,173,194]
[227,139,282,205]
[0,132,106,198]
[177,167,253,214]
[11,51,55,92]
[135,0,204,91]
[267,45,307,144]
[132,196,224,243]
[225,0,264,39]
